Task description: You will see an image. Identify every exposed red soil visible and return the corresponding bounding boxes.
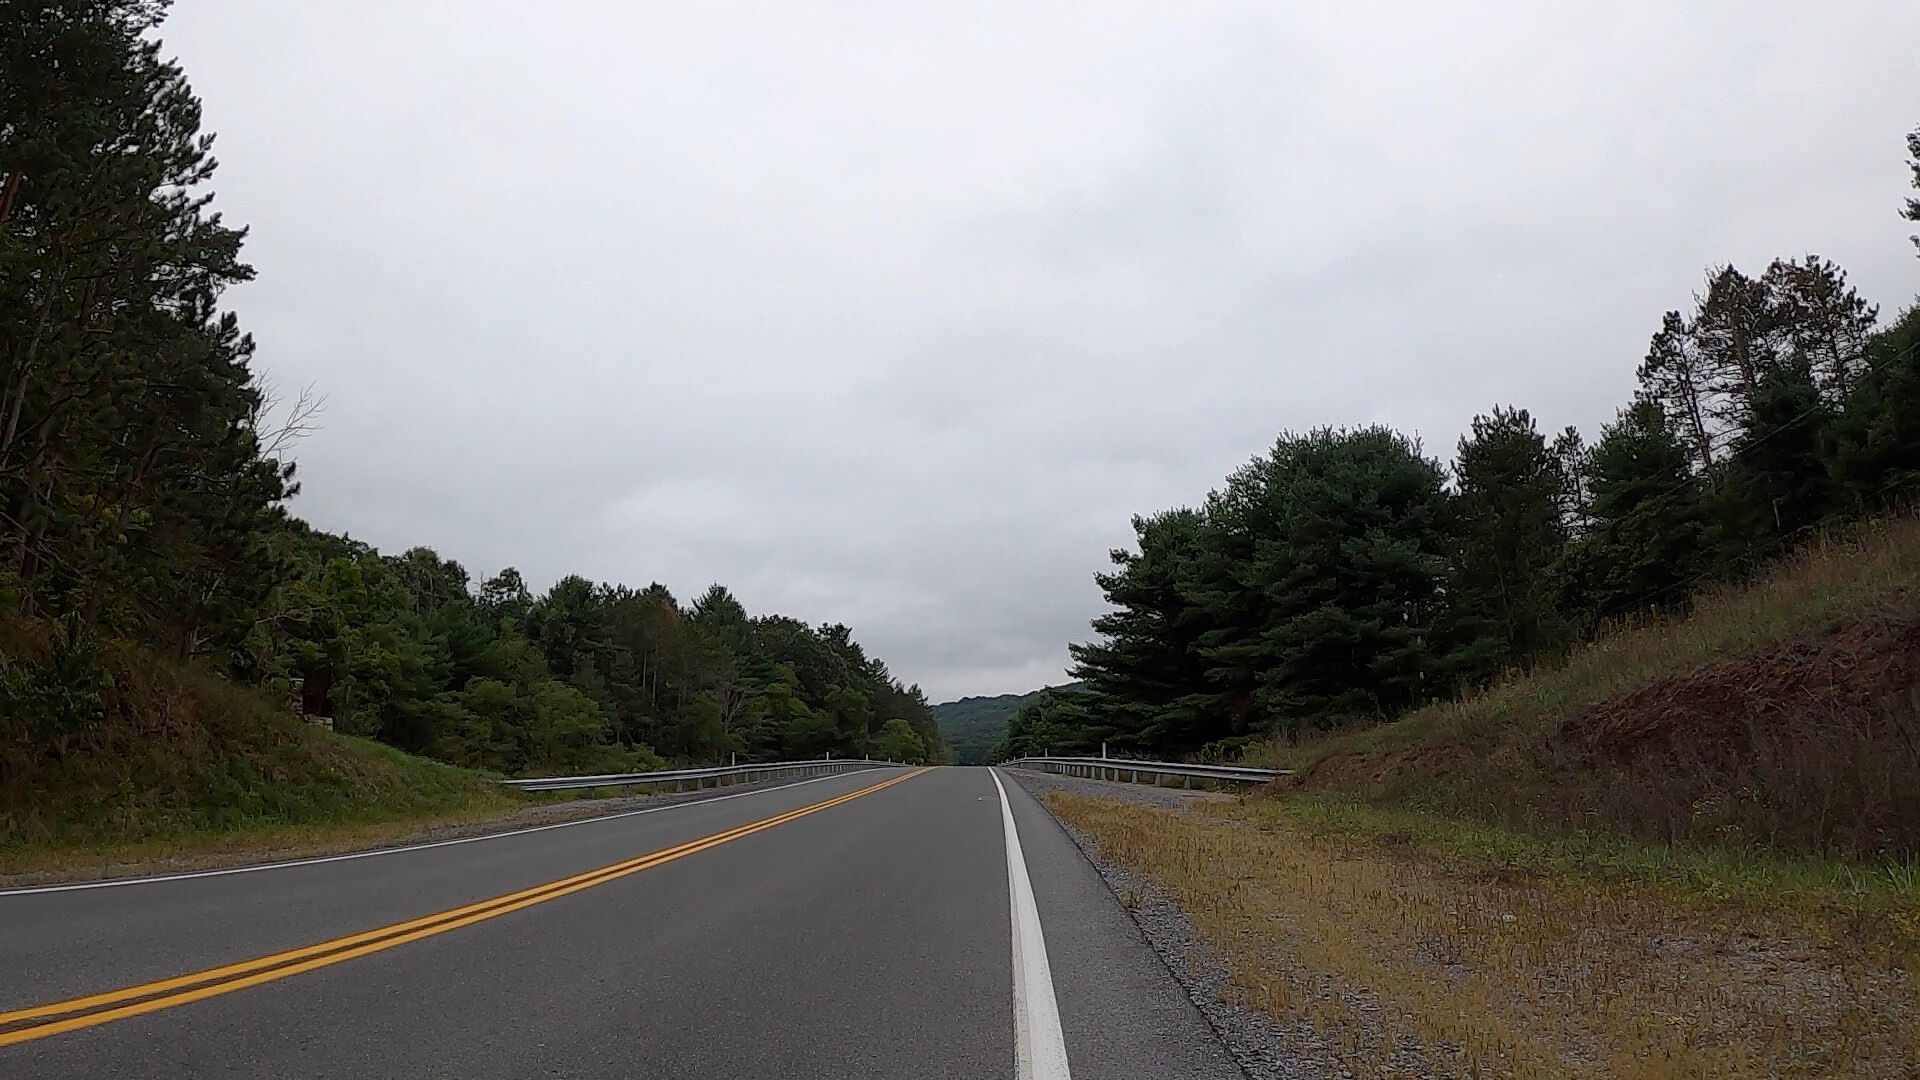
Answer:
[1557,612,1920,769]
[1297,593,1920,803]
[1291,743,1472,792]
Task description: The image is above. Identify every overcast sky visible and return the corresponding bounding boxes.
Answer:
[159,2,1919,702]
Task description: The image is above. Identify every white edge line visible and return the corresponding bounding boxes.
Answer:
[0,767,901,897]
[990,767,1073,1080]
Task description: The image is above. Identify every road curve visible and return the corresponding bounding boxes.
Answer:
[1,766,1243,1079]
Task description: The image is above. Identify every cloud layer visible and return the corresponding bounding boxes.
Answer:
[162,0,1920,700]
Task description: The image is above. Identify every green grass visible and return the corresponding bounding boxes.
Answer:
[0,632,520,873]
[1237,794,1920,950]
[1250,515,1920,861]
[1273,516,1920,770]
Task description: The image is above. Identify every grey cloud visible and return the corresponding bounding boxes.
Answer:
[164,0,1920,701]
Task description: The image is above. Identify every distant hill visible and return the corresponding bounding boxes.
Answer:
[932,682,1084,765]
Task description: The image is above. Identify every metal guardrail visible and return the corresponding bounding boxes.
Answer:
[501,758,903,793]
[1000,756,1288,788]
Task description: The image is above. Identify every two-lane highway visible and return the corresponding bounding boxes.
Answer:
[1,767,1244,1078]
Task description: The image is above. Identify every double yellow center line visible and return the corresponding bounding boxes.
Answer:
[0,767,927,1048]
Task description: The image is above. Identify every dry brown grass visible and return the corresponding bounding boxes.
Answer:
[1046,790,1920,1079]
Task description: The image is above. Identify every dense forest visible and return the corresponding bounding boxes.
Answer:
[0,1,943,780]
[1001,134,1920,761]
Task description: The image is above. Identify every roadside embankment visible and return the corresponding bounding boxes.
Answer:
[1034,779,1919,1079]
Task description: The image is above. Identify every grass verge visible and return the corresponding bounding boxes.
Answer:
[1,631,521,877]
[1304,516,1920,760]
[1046,789,1920,1079]
[0,729,521,879]
[1259,515,1920,861]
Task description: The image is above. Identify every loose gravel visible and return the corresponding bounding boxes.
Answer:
[1006,768,1337,1080]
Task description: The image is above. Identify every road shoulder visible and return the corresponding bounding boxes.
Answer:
[998,768,1254,1080]
[1005,769,1322,1080]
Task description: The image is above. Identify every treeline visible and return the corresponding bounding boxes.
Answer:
[1002,132,1920,761]
[241,528,945,772]
[0,1,942,777]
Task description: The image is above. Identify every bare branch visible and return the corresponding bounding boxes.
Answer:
[254,380,326,461]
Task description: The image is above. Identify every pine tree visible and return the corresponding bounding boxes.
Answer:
[1764,256,1877,403]
[1692,265,1782,434]
[1904,125,1920,257]
[1638,310,1718,476]
[1554,399,1709,626]
[1219,427,1457,731]
[1552,425,1591,536]
[1709,354,1838,572]
[1068,508,1213,752]
[1448,406,1571,680]
[1832,303,1920,512]
[533,574,603,678]
[1,0,290,645]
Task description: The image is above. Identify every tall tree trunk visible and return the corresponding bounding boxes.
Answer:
[1683,386,1715,480]
[0,248,74,465]
[0,172,20,226]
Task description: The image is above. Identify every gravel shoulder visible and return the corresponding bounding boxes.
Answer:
[1011,768,1920,1079]
[1002,766,1242,809]
[1005,768,1333,1080]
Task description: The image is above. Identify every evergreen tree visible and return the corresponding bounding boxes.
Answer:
[1551,425,1591,536]
[689,583,752,656]
[1234,427,1457,729]
[1448,406,1571,680]
[532,574,602,679]
[1832,303,1920,512]
[1709,353,1839,571]
[1638,310,1719,477]
[1554,399,1708,626]
[1067,508,1212,752]
[1,0,291,649]
[996,688,1097,760]
[477,568,533,629]
[1765,256,1878,402]
[1904,124,1920,256]
[1692,265,1781,433]
[1026,131,1920,763]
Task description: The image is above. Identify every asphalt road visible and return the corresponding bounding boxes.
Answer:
[0,766,1244,1079]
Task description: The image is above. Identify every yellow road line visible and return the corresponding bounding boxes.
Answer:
[0,767,926,1048]
[1,775,900,1026]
